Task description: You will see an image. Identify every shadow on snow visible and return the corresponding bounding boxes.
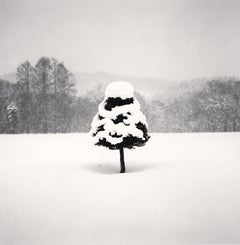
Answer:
[85,162,158,174]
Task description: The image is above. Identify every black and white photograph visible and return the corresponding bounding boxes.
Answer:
[1,0,240,244]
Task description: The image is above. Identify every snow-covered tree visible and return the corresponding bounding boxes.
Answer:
[90,81,150,173]
[7,102,18,134]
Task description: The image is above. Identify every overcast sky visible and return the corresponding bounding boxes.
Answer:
[1,0,240,79]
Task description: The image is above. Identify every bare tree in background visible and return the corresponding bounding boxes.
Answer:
[16,61,35,133]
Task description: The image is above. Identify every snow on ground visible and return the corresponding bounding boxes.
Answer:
[0,133,240,244]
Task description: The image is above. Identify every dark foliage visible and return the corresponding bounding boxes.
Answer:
[136,122,150,141]
[96,131,150,150]
[98,114,104,120]
[94,120,150,150]
[112,114,128,124]
[92,124,104,137]
[104,97,134,111]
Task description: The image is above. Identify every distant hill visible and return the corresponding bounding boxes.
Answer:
[0,73,17,83]
[0,71,172,98]
[0,71,207,100]
[73,72,210,101]
[73,72,174,98]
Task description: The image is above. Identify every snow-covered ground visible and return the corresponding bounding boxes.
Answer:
[1,133,240,244]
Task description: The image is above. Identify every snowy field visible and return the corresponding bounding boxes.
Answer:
[1,133,240,244]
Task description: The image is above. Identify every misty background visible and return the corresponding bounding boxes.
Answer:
[1,0,240,133]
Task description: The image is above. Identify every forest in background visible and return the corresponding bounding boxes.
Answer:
[1,57,240,134]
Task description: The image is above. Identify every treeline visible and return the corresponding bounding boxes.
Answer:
[0,57,77,133]
[1,58,240,133]
[148,78,240,132]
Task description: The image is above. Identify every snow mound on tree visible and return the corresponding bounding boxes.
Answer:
[105,81,134,99]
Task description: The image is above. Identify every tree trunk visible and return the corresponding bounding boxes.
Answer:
[119,147,125,173]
